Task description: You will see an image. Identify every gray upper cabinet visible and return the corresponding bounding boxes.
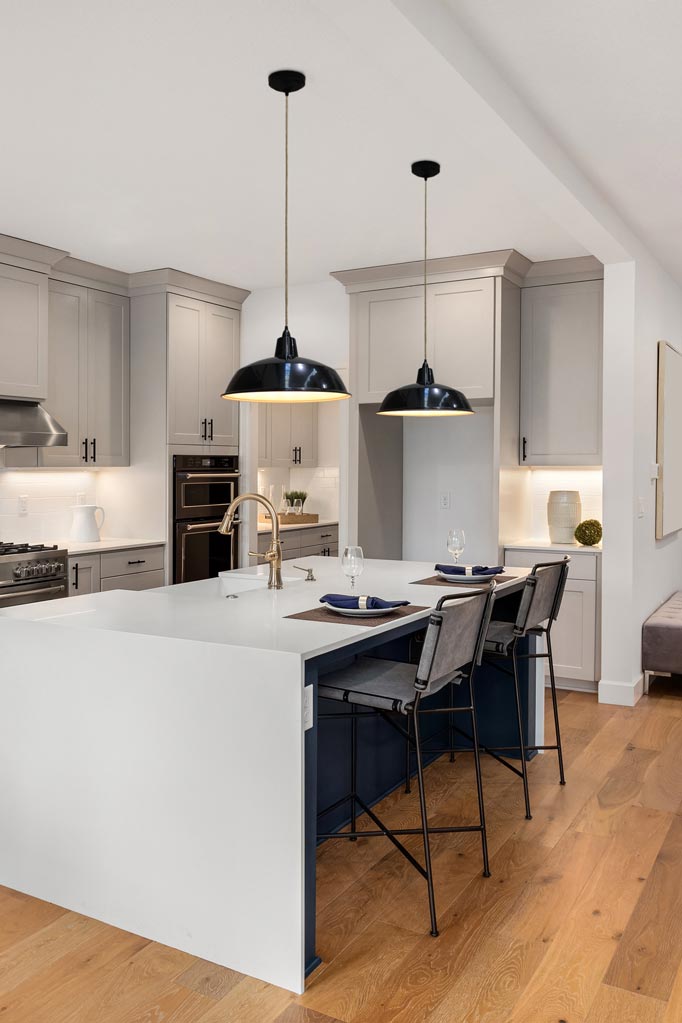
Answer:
[41,283,129,467]
[167,294,239,449]
[259,402,318,468]
[354,279,495,404]
[0,264,48,400]
[520,280,603,466]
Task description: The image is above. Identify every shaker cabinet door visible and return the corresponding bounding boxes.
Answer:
[0,264,48,400]
[428,278,495,401]
[520,280,603,466]
[354,286,424,403]
[40,281,88,467]
[67,555,101,596]
[269,404,295,467]
[168,294,204,446]
[203,302,239,448]
[291,404,318,467]
[87,290,130,466]
[548,578,597,682]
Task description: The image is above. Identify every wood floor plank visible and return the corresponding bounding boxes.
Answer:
[273,1005,345,1023]
[196,976,294,1023]
[573,743,659,837]
[604,814,682,1001]
[0,891,67,957]
[299,920,422,1022]
[0,912,106,996]
[505,805,672,1023]
[635,718,682,812]
[0,926,149,1023]
[177,957,245,1000]
[341,836,549,1023]
[517,708,643,848]
[585,984,666,1022]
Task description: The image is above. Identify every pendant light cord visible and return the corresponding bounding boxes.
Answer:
[284,93,289,329]
[423,176,428,362]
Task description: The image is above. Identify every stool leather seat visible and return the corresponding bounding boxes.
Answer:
[319,656,460,714]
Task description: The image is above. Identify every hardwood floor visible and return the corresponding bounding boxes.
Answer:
[2,682,682,1022]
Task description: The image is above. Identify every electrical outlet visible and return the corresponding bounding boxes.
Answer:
[75,491,86,506]
[303,685,314,730]
[439,492,451,511]
[18,495,28,516]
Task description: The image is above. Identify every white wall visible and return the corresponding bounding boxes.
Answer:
[402,408,497,565]
[601,257,682,703]
[0,471,98,543]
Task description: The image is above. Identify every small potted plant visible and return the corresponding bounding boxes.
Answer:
[284,490,308,515]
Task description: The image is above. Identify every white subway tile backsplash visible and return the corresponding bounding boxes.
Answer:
[0,471,98,542]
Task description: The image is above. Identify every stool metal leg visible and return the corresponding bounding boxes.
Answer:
[449,679,456,763]
[546,631,566,785]
[469,676,490,877]
[511,642,532,820]
[350,705,358,841]
[404,715,411,794]
[412,698,438,937]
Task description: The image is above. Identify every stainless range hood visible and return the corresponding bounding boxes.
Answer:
[0,399,68,447]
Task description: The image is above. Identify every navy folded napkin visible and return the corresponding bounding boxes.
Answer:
[320,593,410,610]
[435,564,504,576]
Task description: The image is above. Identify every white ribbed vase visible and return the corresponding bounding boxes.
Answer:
[547,491,582,544]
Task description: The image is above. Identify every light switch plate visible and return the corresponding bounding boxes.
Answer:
[18,495,28,516]
[303,685,314,730]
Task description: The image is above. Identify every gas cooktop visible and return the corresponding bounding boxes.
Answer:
[0,542,60,557]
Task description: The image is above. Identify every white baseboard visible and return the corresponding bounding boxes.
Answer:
[546,677,598,694]
[598,675,643,707]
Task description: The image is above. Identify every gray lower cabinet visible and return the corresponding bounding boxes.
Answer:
[68,545,165,596]
[257,524,338,561]
[504,545,601,686]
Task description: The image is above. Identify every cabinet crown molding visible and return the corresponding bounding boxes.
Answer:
[128,268,250,307]
[0,233,70,275]
[331,249,533,292]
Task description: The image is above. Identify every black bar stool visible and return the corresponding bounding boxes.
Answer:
[479,557,570,819]
[316,584,496,938]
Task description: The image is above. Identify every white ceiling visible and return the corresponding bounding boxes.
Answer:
[0,0,586,290]
[446,0,682,283]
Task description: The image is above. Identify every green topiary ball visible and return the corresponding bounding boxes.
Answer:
[574,519,602,546]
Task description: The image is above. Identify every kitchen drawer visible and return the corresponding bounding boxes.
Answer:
[281,546,301,562]
[504,548,598,582]
[299,542,339,558]
[100,546,165,579]
[257,532,300,556]
[100,569,165,592]
[299,525,338,548]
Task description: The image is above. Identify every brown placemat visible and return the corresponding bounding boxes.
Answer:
[285,604,429,627]
[411,574,516,586]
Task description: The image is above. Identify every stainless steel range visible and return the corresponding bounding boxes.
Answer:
[0,543,68,607]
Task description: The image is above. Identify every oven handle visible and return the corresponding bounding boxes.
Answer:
[179,472,241,480]
[182,519,241,532]
[0,584,67,600]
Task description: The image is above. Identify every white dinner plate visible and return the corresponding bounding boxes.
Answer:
[435,569,500,584]
[323,603,402,617]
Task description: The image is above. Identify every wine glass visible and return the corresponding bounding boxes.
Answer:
[447,528,465,565]
[341,546,364,592]
[293,499,303,516]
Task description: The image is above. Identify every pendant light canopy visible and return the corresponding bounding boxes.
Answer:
[222,70,349,404]
[377,161,474,417]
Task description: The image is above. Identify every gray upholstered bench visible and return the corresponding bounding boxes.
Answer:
[642,592,682,693]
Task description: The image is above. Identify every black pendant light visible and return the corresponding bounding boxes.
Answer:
[222,70,350,404]
[377,161,474,417]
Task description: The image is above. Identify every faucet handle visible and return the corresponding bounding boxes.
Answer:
[248,550,267,559]
[293,564,316,582]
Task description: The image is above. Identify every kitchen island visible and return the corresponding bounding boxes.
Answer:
[0,557,541,993]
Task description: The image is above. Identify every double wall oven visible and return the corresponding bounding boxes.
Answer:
[173,455,240,584]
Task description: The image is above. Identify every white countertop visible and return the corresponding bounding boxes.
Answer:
[55,537,166,556]
[0,557,528,660]
[256,519,338,534]
[505,539,602,553]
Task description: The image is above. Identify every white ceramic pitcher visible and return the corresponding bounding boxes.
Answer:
[70,504,105,542]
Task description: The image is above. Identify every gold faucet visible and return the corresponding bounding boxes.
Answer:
[218,493,283,590]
